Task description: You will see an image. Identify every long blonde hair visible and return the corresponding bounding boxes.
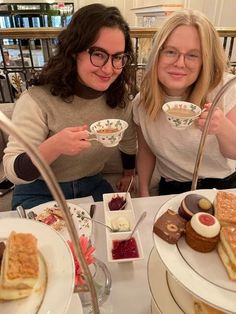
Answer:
[140,9,228,119]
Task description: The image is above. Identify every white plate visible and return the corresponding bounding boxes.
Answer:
[0,217,81,314]
[29,201,92,239]
[148,248,196,314]
[153,189,236,313]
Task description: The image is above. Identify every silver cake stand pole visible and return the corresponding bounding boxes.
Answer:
[0,112,100,313]
[191,75,236,191]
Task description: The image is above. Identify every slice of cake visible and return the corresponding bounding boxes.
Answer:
[185,213,220,252]
[217,226,236,280]
[153,209,186,244]
[0,231,39,291]
[215,191,236,226]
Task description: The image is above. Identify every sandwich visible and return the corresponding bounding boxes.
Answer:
[0,231,39,300]
[214,191,236,227]
[36,207,65,231]
[194,300,226,313]
[217,226,236,280]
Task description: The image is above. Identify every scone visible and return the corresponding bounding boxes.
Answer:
[185,213,220,252]
[179,194,214,220]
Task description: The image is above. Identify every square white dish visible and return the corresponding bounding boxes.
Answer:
[106,231,144,263]
[104,210,135,233]
[103,192,133,211]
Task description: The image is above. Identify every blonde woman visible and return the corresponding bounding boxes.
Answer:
[133,9,236,196]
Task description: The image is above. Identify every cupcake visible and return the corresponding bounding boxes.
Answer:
[179,194,214,220]
[185,213,220,252]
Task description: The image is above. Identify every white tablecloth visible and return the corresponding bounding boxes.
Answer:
[2,190,235,313]
[67,194,172,314]
[0,194,172,314]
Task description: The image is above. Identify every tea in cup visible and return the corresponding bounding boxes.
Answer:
[162,101,202,129]
[89,119,128,147]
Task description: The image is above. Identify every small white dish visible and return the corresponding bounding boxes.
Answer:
[162,101,202,130]
[105,209,135,233]
[103,192,132,211]
[106,231,144,263]
[103,192,144,263]
[89,119,128,147]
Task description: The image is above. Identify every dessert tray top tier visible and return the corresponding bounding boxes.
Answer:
[153,189,236,314]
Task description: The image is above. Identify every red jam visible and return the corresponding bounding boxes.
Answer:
[199,214,215,226]
[112,237,139,259]
[108,195,126,211]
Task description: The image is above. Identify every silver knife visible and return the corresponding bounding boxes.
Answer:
[89,204,96,218]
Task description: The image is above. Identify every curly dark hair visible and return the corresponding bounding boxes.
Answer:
[34,4,134,108]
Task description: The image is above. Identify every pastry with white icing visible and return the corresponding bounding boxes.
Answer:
[185,213,220,252]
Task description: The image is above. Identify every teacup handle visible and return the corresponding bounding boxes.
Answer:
[87,131,98,141]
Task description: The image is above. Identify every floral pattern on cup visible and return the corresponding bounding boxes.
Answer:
[162,101,202,130]
[90,119,128,147]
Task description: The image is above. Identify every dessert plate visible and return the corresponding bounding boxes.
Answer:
[148,248,197,314]
[153,189,236,314]
[29,201,92,239]
[0,217,80,314]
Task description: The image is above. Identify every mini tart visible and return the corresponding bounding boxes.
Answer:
[185,213,220,252]
[178,194,214,221]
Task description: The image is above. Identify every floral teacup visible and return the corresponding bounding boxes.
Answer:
[162,101,202,130]
[89,119,128,147]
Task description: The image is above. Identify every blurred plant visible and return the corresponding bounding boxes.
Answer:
[68,236,95,286]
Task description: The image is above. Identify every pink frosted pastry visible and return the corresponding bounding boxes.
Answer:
[185,213,220,252]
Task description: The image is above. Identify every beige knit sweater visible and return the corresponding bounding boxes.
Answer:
[3,86,137,184]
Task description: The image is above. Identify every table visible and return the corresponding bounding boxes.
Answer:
[78,195,171,314]
[2,190,235,314]
[0,194,171,314]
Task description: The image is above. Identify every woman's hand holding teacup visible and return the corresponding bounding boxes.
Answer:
[54,125,91,156]
[196,103,225,134]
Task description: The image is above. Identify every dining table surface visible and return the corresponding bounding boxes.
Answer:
[1,189,236,314]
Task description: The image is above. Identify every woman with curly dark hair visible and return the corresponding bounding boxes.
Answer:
[3,4,137,209]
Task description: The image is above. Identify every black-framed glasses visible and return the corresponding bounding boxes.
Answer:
[87,47,130,69]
